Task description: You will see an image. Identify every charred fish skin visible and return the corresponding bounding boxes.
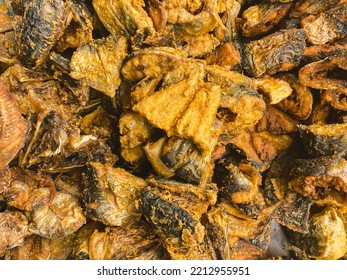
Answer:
[17,0,65,68]
[0,81,27,171]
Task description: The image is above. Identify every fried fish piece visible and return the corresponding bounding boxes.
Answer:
[255,75,292,105]
[276,74,313,120]
[241,1,293,37]
[298,122,347,157]
[272,192,312,234]
[5,234,76,260]
[0,167,56,211]
[256,105,299,134]
[243,29,306,77]
[0,211,31,257]
[290,0,345,18]
[70,35,128,97]
[92,0,155,37]
[299,55,347,90]
[89,222,168,260]
[17,0,65,67]
[0,81,28,171]
[54,0,93,52]
[29,191,86,239]
[141,178,217,258]
[321,87,347,111]
[289,207,347,260]
[83,162,147,226]
[288,156,347,199]
[205,201,272,260]
[301,4,347,45]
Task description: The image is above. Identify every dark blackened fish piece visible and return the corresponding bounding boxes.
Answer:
[241,1,293,37]
[302,4,347,45]
[288,156,347,199]
[83,162,147,226]
[0,211,31,257]
[0,81,27,171]
[298,123,347,157]
[92,0,155,37]
[89,222,168,260]
[299,55,347,90]
[243,29,306,77]
[272,192,312,234]
[276,74,313,120]
[17,0,65,67]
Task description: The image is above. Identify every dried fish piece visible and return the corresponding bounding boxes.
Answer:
[83,162,147,226]
[0,81,27,171]
[288,156,347,199]
[69,221,102,260]
[301,4,347,45]
[29,191,86,239]
[276,74,313,120]
[121,47,187,82]
[241,1,293,37]
[243,29,306,77]
[0,211,31,256]
[289,207,347,260]
[17,0,65,67]
[304,42,347,62]
[322,87,347,111]
[141,178,217,258]
[218,84,266,133]
[92,0,155,37]
[205,201,272,260]
[255,75,292,105]
[290,0,345,18]
[0,167,56,211]
[54,0,93,52]
[5,234,76,260]
[299,55,347,90]
[70,35,128,97]
[119,111,153,149]
[272,192,313,234]
[89,222,168,260]
[256,105,299,134]
[298,123,347,157]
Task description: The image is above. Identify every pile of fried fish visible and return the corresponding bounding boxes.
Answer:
[0,0,347,260]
